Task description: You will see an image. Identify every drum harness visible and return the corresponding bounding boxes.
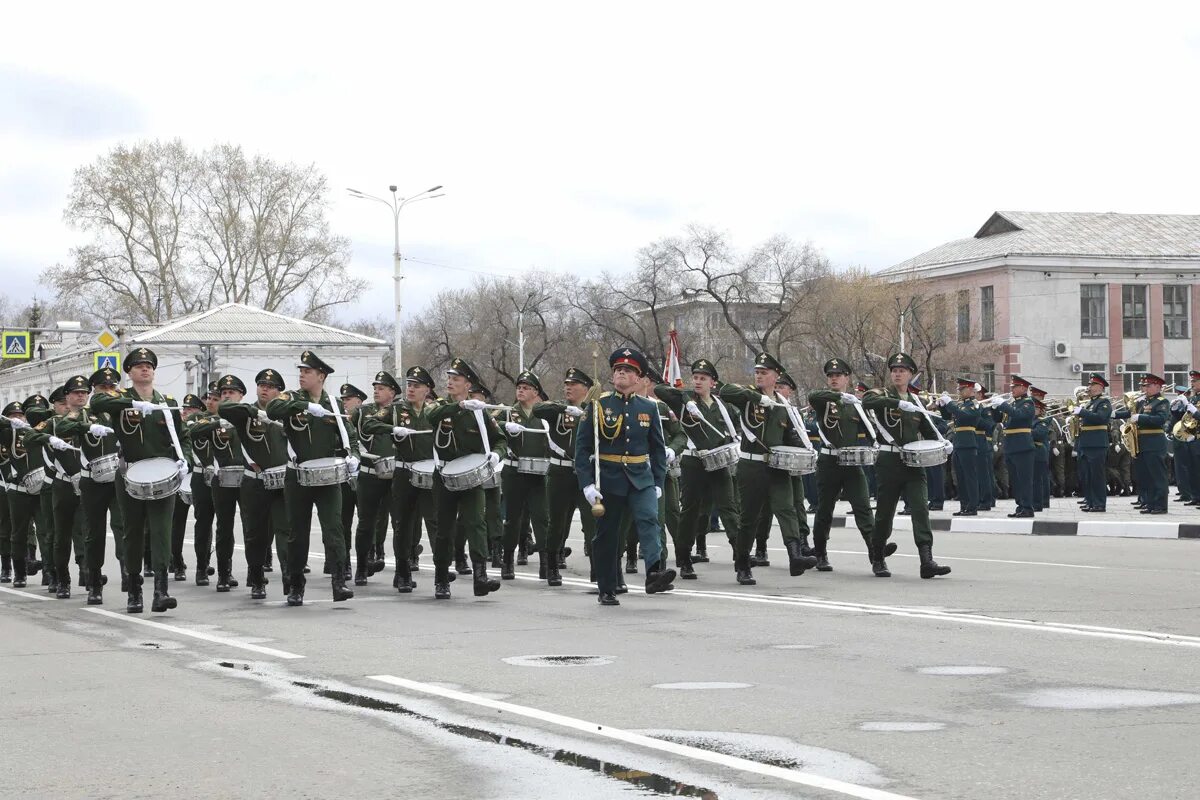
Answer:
[683,395,739,458]
[815,396,876,456]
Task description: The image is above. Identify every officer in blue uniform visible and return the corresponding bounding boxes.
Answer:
[993,375,1037,518]
[975,387,997,510]
[575,348,676,606]
[1032,400,1051,510]
[1074,373,1112,512]
[937,378,981,516]
[1169,372,1200,505]
[1178,371,1200,507]
[1115,373,1172,514]
[924,382,949,511]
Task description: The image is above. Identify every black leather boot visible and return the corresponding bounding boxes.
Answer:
[331,564,354,601]
[127,575,144,613]
[286,573,305,606]
[394,565,414,593]
[516,539,528,566]
[216,560,232,592]
[799,534,814,559]
[785,540,818,576]
[195,563,210,587]
[814,541,832,572]
[456,552,472,575]
[624,553,638,574]
[473,560,501,596]
[538,551,548,580]
[734,554,756,586]
[78,567,87,587]
[0,555,11,583]
[678,552,697,580]
[12,558,27,588]
[173,560,187,581]
[645,560,677,594]
[249,566,267,600]
[120,560,129,591]
[151,570,177,612]
[409,543,423,572]
[752,544,770,567]
[918,544,951,578]
[87,572,103,605]
[501,550,515,580]
[263,551,274,572]
[46,566,56,591]
[693,533,709,563]
[546,559,563,587]
[489,541,501,568]
[869,542,892,577]
[370,546,385,574]
[434,565,451,599]
[558,547,570,569]
[26,546,41,574]
[354,562,369,586]
[56,568,71,599]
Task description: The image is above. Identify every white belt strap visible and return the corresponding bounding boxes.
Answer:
[544,418,567,458]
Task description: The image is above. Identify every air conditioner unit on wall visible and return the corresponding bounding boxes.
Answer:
[1115,364,1126,374]
[1052,340,1071,359]
[1070,362,1083,373]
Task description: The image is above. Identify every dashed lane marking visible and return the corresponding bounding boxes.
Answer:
[83,608,304,659]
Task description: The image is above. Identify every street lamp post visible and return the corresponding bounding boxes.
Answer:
[347,184,445,373]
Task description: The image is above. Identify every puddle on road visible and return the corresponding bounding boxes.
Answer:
[859,722,946,732]
[918,665,1009,676]
[503,655,614,668]
[213,661,716,797]
[1008,687,1200,710]
[652,682,753,690]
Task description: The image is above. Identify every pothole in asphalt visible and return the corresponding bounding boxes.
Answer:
[502,655,614,667]
[652,682,753,690]
[1008,687,1200,710]
[859,721,946,732]
[918,665,1009,676]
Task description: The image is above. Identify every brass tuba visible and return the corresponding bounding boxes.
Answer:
[1064,386,1088,445]
[1171,395,1198,442]
[1117,391,1144,457]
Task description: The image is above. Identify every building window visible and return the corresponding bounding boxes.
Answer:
[1163,285,1189,339]
[980,286,994,341]
[1121,285,1148,339]
[1080,284,1106,338]
[956,290,970,343]
[982,363,996,392]
[1164,364,1190,391]
[1080,363,1106,384]
[1122,363,1147,394]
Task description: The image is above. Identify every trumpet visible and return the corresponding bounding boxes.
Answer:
[1111,391,1145,412]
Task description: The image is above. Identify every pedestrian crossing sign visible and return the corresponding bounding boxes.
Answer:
[94,352,120,372]
[2,331,30,359]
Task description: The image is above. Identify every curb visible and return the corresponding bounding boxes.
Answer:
[812,514,1200,540]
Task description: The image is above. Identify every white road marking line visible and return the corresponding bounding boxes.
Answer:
[368,674,919,800]
[0,585,51,601]
[83,608,304,659]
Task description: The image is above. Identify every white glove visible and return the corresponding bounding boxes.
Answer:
[88,424,113,437]
[392,426,414,440]
[305,402,327,417]
[988,395,1005,408]
[993,443,999,452]
[897,400,921,413]
[1188,403,1198,415]
[504,421,525,436]
[460,399,487,411]
[257,409,270,423]
[665,449,676,465]
[346,456,360,476]
[655,486,663,500]
[840,392,861,405]
[583,484,603,505]
[758,394,778,408]
[1114,444,1122,452]
[219,419,234,429]
[9,417,30,429]
[177,460,190,481]
[49,436,71,451]
[1072,405,1084,416]
[685,400,701,416]
[564,405,584,418]
[132,400,159,414]
[1131,414,1140,423]
[943,441,954,456]
[487,451,501,467]
[937,392,951,407]
[1171,397,1186,410]
[1052,447,1060,456]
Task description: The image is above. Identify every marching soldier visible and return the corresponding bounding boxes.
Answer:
[219,368,291,598]
[532,368,595,581]
[1175,371,1200,506]
[855,380,878,499]
[992,376,1037,518]
[24,394,57,591]
[1,400,49,590]
[185,383,220,584]
[621,366,683,575]
[805,358,877,573]
[170,395,203,580]
[1073,373,1112,512]
[335,383,368,581]
[267,350,361,606]
[575,347,676,606]
[1115,373,1171,514]
[766,373,815,560]
[363,365,441,592]
[722,352,820,583]
[0,403,11,584]
[654,358,742,580]
[500,370,554,582]
[90,348,186,613]
[862,353,951,578]
[349,371,400,586]
[1032,401,1051,511]
[427,357,505,599]
[975,388,996,510]
[466,382,505,569]
[936,379,981,516]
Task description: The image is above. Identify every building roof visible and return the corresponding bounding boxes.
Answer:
[129,303,386,346]
[881,211,1200,275]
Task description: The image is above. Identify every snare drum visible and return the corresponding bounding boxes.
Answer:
[442,453,492,492]
[668,462,682,479]
[203,465,218,487]
[18,467,45,495]
[768,445,817,475]
[837,446,877,467]
[293,456,349,487]
[374,456,396,480]
[482,465,502,489]
[124,458,182,501]
[699,442,741,472]
[409,459,437,489]
[261,465,287,491]
[89,453,120,484]
[899,440,948,468]
[217,465,244,488]
[517,456,550,475]
[178,483,192,505]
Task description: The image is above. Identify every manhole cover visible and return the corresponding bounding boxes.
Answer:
[502,655,614,667]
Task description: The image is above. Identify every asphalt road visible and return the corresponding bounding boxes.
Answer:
[2,519,1198,800]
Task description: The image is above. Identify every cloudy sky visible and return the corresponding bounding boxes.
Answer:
[3,2,1199,326]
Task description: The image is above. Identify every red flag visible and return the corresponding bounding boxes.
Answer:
[664,328,684,388]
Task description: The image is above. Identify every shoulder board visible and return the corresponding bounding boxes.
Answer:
[278,392,291,401]
[600,391,614,398]
[165,395,174,401]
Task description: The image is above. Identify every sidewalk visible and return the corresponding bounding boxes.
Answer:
[810,496,1199,540]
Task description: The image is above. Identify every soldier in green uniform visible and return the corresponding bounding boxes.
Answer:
[1032,400,1052,511]
[620,366,683,575]
[219,368,291,598]
[349,371,400,586]
[499,370,554,582]
[761,372,815,561]
[169,395,203,580]
[992,375,1036,518]
[1115,373,1171,514]
[575,348,676,606]
[936,379,981,516]
[335,383,367,582]
[723,352,820,584]
[22,394,57,590]
[361,365,440,593]
[862,353,951,578]
[0,403,12,584]
[654,358,742,580]
[267,350,360,606]
[463,382,504,569]
[428,357,505,599]
[532,368,594,579]
[185,383,220,584]
[806,358,878,573]
[1074,374,1113,512]
[90,347,186,613]
[1,400,47,589]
